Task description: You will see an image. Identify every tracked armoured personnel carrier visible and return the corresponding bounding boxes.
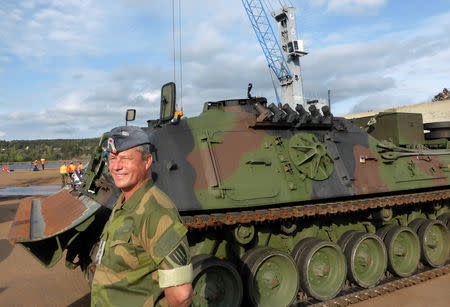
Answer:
[8,83,450,306]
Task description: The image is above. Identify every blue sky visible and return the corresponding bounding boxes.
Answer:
[0,0,449,140]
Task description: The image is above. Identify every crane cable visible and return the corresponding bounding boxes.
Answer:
[263,0,275,13]
[172,0,184,118]
[268,66,281,105]
[172,0,176,83]
[178,0,183,114]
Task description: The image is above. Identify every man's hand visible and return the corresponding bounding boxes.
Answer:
[164,282,193,307]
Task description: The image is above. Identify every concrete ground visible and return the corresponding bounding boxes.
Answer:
[0,198,90,306]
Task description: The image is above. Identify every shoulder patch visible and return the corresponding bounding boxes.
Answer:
[168,244,188,266]
[153,222,187,264]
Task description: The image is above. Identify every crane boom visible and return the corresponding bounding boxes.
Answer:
[241,0,291,81]
[242,0,309,108]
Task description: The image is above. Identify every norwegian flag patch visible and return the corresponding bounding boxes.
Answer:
[107,137,117,153]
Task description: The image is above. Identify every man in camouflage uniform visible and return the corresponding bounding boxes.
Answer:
[91,126,193,307]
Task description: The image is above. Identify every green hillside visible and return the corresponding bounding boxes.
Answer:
[0,138,100,163]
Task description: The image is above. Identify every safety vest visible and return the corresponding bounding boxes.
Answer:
[60,165,68,174]
[68,164,76,173]
[77,163,84,171]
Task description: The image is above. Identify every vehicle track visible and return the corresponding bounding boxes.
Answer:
[182,188,450,229]
[305,264,449,306]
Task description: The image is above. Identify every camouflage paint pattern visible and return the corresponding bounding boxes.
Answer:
[7,94,450,305]
[9,97,450,265]
[149,99,450,212]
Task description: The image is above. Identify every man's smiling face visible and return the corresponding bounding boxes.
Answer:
[108,146,152,199]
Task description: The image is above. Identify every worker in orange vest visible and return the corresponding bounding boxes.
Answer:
[60,162,68,187]
[68,161,76,180]
[33,160,39,171]
[41,158,46,170]
[77,161,84,173]
[1,165,10,174]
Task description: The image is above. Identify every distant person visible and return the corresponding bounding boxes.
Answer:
[1,165,10,174]
[41,158,46,170]
[77,161,84,174]
[68,161,76,181]
[59,162,68,187]
[33,160,39,171]
[444,88,449,99]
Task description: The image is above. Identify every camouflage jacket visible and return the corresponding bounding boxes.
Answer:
[91,179,192,307]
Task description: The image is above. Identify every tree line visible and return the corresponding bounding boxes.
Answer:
[0,138,100,163]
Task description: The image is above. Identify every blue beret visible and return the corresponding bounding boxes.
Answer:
[107,126,151,154]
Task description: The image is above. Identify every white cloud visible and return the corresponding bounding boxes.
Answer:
[298,10,450,115]
[48,30,78,41]
[307,0,387,16]
[322,33,342,43]
[6,111,28,120]
[20,1,36,9]
[56,92,86,112]
[28,20,41,27]
[0,131,5,137]
[0,1,106,58]
[4,64,175,139]
[33,8,60,20]
[139,91,160,103]
[11,9,24,21]
[0,1,449,140]
[326,0,387,16]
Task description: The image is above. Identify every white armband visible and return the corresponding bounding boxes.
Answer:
[158,263,193,288]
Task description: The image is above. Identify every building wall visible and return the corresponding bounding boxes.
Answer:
[342,100,450,123]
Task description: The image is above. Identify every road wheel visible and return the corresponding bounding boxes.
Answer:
[384,226,420,277]
[437,213,450,230]
[340,231,387,288]
[191,255,243,307]
[416,220,449,267]
[241,246,298,307]
[292,238,346,301]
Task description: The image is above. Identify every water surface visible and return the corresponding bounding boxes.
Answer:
[1,162,88,170]
[0,185,60,197]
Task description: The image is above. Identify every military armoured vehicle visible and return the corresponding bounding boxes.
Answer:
[8,83,450,306]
